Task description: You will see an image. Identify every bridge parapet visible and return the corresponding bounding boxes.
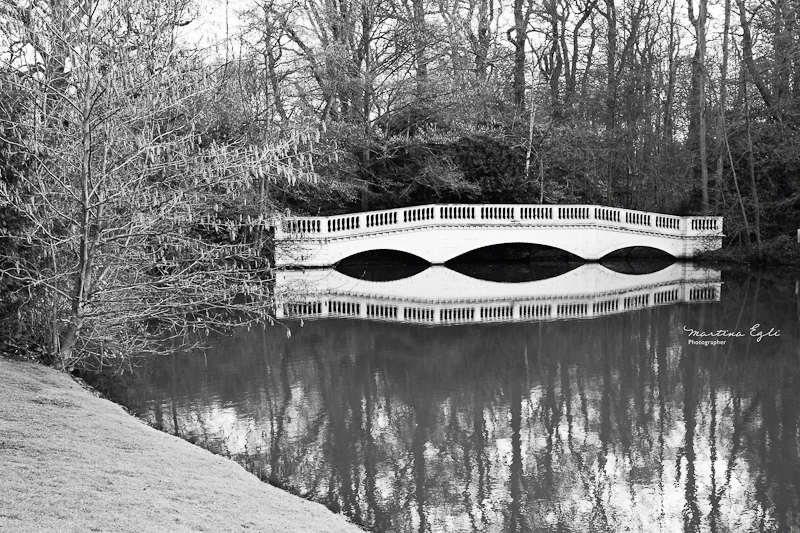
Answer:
[275,204,722,239]
[274,204,723,265]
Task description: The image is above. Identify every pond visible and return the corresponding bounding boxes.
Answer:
[110,261,800,533]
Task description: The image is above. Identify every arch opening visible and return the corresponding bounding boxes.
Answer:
[445,243,584,282]
[336,249,430,281]
[600,247,676,275]
[447,243,584,263]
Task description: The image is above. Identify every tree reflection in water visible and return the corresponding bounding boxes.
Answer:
[115,269,800,533]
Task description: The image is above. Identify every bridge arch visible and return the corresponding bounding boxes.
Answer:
[318,228,688,265]
[325,229,602,265]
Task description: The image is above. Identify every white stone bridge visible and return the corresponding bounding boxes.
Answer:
[275,263,722,325]
[273,204,723,267]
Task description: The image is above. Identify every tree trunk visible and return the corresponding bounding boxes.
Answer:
[563,0,596,110]
[736,0,777,116]
[62,0,99,366]
[791,0,800,105]
[725,134,751,247]
[773,0,791,111]
[688,0,709,212]
[511,0,529,109]
[546,0,563,119]
[413,0,428,83]
[714,0,731,209]
[361,2,373,211]
[604,0,618,204]
[744,95,763,259]
[475,0,493,82]
[663,0,679,143]
[267,48,287,121]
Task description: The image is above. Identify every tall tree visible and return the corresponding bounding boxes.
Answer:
[735,0,777,117]
[509,0,532,109]
[662,0,681,144]
[473,0,494,83]
[411,0,428,82]
[597,0,644,204]
[688,0,709,211]
[714,0,731,208]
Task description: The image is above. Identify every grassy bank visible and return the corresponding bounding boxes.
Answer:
[0,357,365,533]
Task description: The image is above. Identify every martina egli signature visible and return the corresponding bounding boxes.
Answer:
[683,324,780,345]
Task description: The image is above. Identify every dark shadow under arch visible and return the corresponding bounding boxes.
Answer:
[600,247,676,275]
[336,250,430,281]
[445,243,584,282]
[447,243,584,263]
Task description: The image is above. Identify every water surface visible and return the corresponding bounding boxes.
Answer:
[113,264,800,533]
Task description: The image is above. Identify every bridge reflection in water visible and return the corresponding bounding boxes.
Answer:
[275,263,722,324]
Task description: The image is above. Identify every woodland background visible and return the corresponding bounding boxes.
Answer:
[1,0,799,367]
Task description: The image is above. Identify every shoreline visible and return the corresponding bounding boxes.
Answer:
[0,356,366,533]
[695,234,800,266]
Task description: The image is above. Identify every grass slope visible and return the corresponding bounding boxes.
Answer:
[0,358,365,533]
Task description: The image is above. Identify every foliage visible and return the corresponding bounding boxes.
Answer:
[722,118,800,234]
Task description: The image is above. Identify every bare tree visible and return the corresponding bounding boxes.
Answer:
[0,0,316,370]
[509,0,533,109]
